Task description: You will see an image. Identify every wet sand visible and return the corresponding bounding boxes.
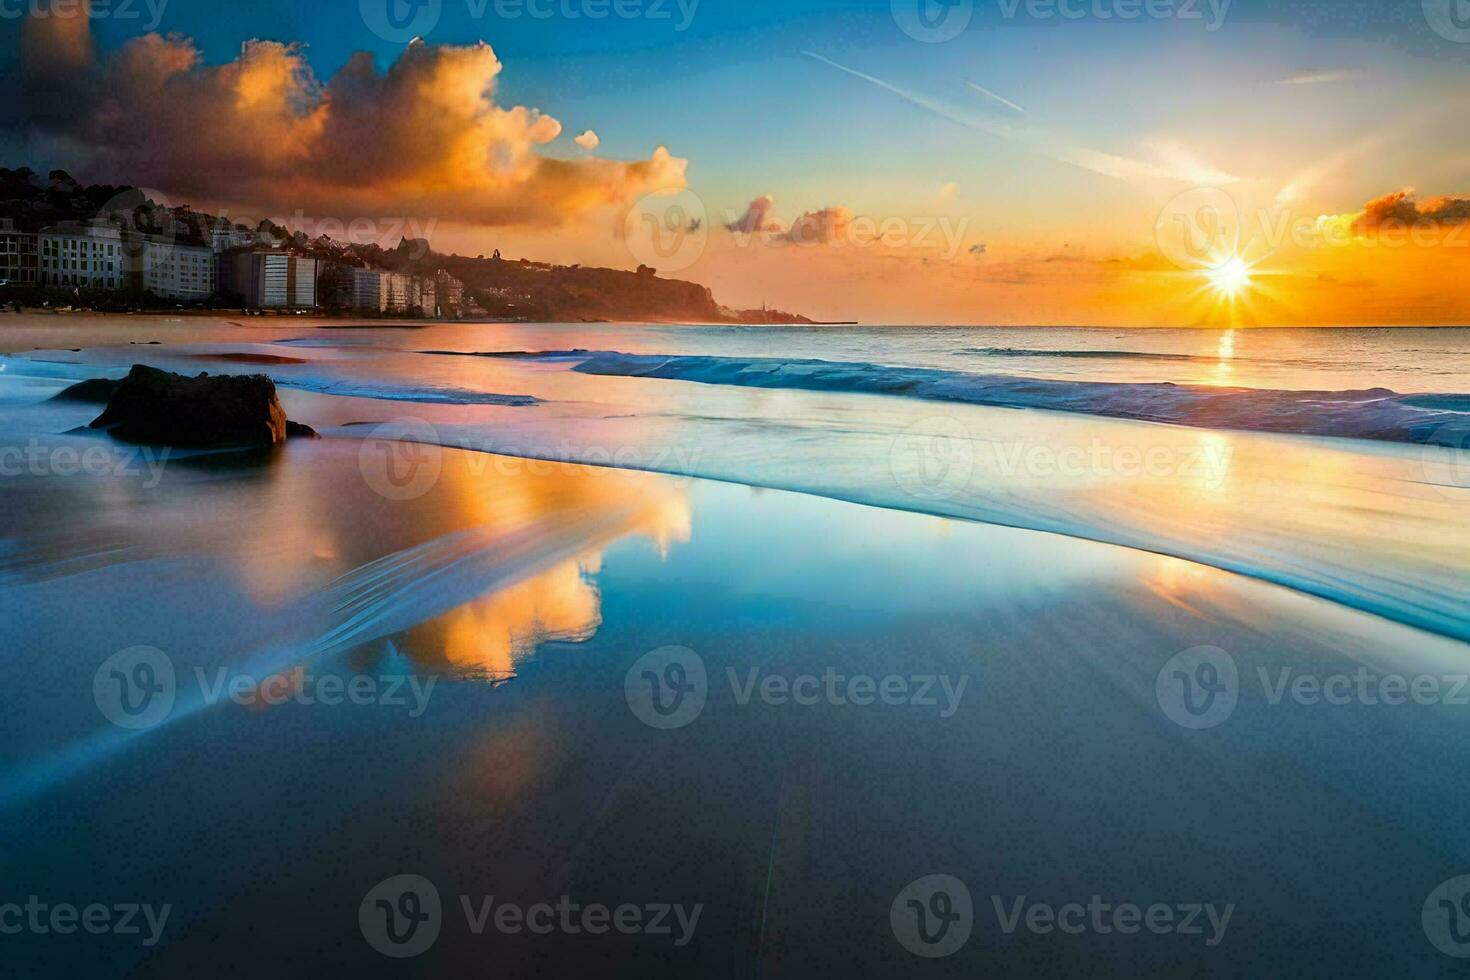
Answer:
[2,430,1468,977]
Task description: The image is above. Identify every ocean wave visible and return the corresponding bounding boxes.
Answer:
[276,377,541,406]
[548,351,1470,445]
[958,346,1204,361]
[420,348,594,361]
[0,355,541,407]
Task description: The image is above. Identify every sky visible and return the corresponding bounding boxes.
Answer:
[3,0,1470,324]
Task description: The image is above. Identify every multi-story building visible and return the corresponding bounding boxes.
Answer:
[122,235,216,300]
[39,222,123,290]
[219,248,318,309]
[210,223,257,254]
[316,262,355,310]
[412,276,437,317]
[384,272,412,313]
[435,270,464,311]
[0,227,39,287]
[354,268,387,311]
[318,263,388,312]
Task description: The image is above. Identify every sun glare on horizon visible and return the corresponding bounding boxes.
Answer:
[1206,256,1254,299]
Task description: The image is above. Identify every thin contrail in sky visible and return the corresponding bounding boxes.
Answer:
[801,50,1238,187]
[965,80,1025,114]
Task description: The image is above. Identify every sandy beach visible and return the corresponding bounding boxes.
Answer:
[1,317,1467,976]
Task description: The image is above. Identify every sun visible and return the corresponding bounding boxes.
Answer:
[1205,256,1253,298]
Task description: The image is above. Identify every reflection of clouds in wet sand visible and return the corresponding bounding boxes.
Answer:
[405,491,692,678]
[0,433,692,684]
[343,443,693,677]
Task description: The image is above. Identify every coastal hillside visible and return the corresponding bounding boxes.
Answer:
[0,167,813,324]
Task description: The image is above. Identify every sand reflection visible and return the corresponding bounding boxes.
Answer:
[360,449,693,677]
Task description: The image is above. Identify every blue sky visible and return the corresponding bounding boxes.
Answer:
[4,0,1469,322]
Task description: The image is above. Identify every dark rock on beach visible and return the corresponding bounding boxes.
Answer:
[52,377,121,404]
[84,364,315,449]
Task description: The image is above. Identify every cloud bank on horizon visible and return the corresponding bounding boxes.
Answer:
[9,6,686,227]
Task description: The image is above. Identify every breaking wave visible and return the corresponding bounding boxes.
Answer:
[539,351,1470,445]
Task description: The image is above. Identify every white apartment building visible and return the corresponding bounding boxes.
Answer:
[40,223,123,290]
[126,236,217,300]
[0,229,39,286]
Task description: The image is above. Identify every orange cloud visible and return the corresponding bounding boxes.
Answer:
[1352,189,1470,233]
[725,193,783,234]
[16,20,686,228]
[780,206,854,245]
